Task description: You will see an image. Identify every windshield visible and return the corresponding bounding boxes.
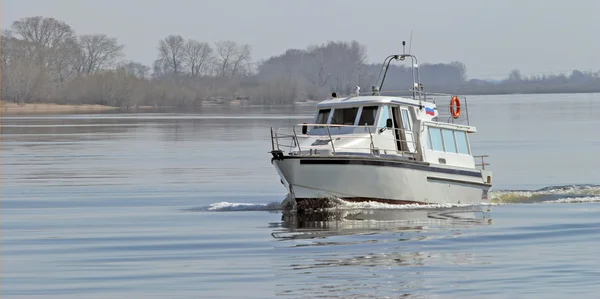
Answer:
[331,107,359,125]
[313,109,330,128]
[357,106,378,126]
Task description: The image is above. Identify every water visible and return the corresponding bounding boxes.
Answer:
[2,93,600,298]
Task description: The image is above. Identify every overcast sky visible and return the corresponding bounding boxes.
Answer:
[3,0,599,79]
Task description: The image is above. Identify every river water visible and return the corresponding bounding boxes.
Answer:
[2,93,600,298]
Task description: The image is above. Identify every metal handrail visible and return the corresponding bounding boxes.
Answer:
[272,123,421,158]
[274,130,280,151]
[325,89,462,100]
[287,123,420,143]
[273,124,490,171]
[270,128,275,151]
[428,96,470,126]
[291,126,301,153]
[367,127,374,150]
[325,125,335,154]
[473,155,490,170]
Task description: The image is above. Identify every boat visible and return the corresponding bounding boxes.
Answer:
[269,43,492,209]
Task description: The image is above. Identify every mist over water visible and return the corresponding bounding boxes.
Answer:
[3,93,600,298]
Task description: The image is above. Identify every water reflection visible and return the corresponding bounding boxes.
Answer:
[272,206,492,240]
[271,206,493,298]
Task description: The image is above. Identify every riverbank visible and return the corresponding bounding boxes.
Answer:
[0,100,262,115]
[0,102,165,115]
[1,102,122,115]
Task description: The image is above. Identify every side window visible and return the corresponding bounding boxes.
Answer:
[357,106,378,126]
[315,109,330,127]
[442,129,457,153]
[427,130,433,149]
[454,131,470,154]
[426,127,470,154]
[377,105,391,128]
[331,107,359,125]
[428,127,444,151]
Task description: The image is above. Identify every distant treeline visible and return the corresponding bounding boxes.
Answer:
[2,16,600,108]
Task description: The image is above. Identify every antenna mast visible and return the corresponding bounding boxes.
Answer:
[408,30,413,54]
[374,38,423,103]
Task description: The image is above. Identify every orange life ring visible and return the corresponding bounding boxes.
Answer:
[450,96,461,119]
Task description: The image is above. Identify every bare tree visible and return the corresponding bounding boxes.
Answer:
[76,34,124,74]
[507,69,523,82]
[215,40,234,77]
[10,16,76,72]
[184,40,213,77]
[317,41,367,94]
[10,16,74,49]
[214,40,252,78]
[303,51,331,89]
[107,70,137,108]
[1,34,10,100]
[50,38,80,84]
[157,35,185,74]
[152,59,170,79]
[1,36,48,103]
[118,61,150,79]
[230,44,251,78]
[3,57,45,104]
[1,33,11,70]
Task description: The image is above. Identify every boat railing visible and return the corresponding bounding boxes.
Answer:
[473,155,490,170]
[270,123,421,159]
[430,95,470,126]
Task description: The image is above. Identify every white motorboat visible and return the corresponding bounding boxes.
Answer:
[269,45,492,209]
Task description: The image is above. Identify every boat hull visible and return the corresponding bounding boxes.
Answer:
[272,155,491,206]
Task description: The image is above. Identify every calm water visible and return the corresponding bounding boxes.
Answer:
[2,93,600,298]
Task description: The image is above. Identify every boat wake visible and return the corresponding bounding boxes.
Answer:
[185,184,600,213]
[490,184,600,204]
[183,201,283,212]
[184,199,492,213]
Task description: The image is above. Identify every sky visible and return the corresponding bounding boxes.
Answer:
[2,0,599,79]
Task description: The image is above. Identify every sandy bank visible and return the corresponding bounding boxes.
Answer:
[0,102,132,114]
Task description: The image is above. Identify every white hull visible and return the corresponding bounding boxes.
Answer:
[273,156,491,206]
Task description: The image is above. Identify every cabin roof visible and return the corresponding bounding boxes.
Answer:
[316,95,436,109]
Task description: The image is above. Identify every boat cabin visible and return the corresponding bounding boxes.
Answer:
[290,95,478,169]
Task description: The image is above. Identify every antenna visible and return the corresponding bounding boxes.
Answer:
[408,30,413,54]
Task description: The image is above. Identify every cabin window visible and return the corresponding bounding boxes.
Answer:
[428,127,444,151]
[401,109,412,130]
[315,109,330,126]
[377,105,391,128]
[454,131,470,154]
[442,129,457,153]
[426,126,471,154]
[331,107,359,125]
[357,106,378,126]
[427,131,433,149]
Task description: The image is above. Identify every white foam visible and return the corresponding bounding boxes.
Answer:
[489,185,600,203]
[195,186,600,213]
[329,200,499,210]
[193,201,282,212]
[543,196,600,204]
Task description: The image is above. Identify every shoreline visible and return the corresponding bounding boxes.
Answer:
[0,100,252,115]
[0,102,160,115]
[1,102,119,115]
[2,90,599,115]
